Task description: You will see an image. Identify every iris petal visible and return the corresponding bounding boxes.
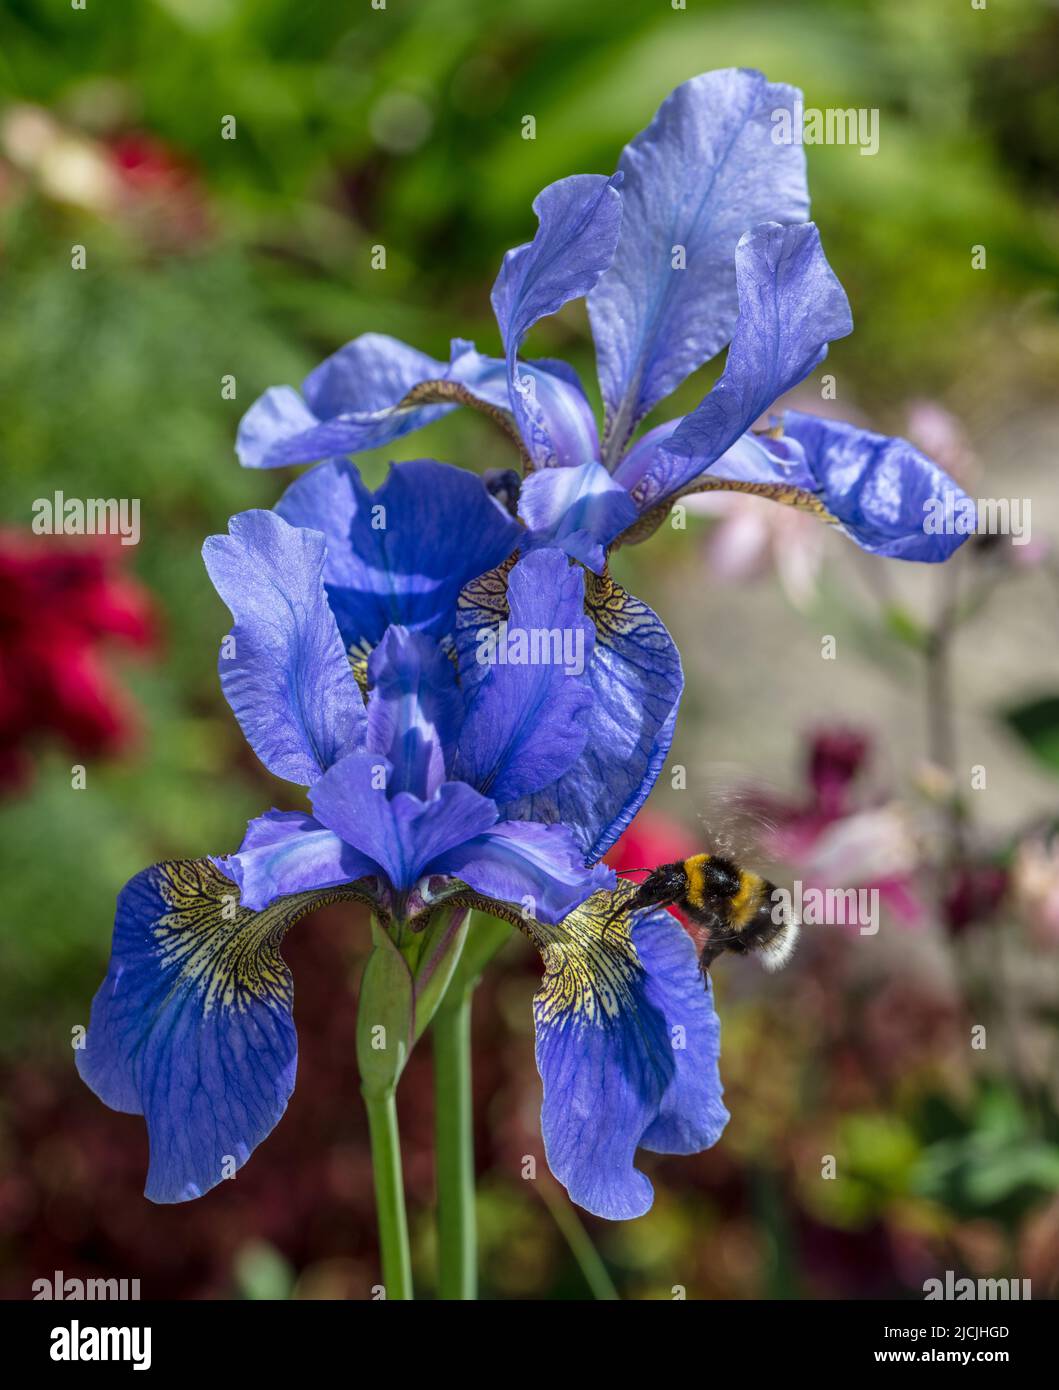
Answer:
[202,510,366,785]
[212,809,376,912]
[517,461,638,573]
[530,883,727,1218]
[502,360,601,471]
[638,221,852,513]
[610,419,681,496]
[456,549,595,806]
[438,820,613,925]
[275,458,521,652]
[76,859,365,1202]
[492,173,622,468]
[365,626,464,798]
[504,571,683,862]
[764,412,975,561]
[309,753,498,892]
[237,329,593,473]
[588,69,810,461]
[236,334,454,469]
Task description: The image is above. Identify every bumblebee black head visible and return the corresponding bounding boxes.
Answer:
[627,861,687,910]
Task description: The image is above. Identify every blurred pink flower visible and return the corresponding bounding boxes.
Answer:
[939,862,1008,937]
[0,532,156,790]
[687,489,824,609]
[753,729,927,928]
[1011,835,1059,946]
[799,805,925,928]
[906,399,1048,569]
[905,400,977,489]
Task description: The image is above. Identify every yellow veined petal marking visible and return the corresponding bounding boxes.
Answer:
[151,859,371,1016]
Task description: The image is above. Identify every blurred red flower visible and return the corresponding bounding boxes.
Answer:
[107,131,211,248]
[604,808,699,926]
[0,533,156,789]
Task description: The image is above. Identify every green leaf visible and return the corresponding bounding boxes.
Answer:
[409,907,471,1043]
[1003,695,1059,775]
[883,604,928,650]
[356,924,414,1100]
[232,1240,295,1301]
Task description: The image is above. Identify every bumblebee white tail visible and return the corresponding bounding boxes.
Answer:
[760,916,800,972]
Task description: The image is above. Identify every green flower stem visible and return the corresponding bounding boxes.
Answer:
[358,922,415,1301]
[432,910,513,1300]
[364,1088,413,1301]
[538,1179,619,1300]
[432,986,476,1300]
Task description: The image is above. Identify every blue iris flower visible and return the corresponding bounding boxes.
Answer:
[77,460,717,1218]
[237,69,973,571]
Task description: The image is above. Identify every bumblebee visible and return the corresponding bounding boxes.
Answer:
[611,853,799,975]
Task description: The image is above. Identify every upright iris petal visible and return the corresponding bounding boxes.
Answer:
[588,68,810,462]
[491,173,622,468]
[366,628,464,798]
[627,221,853,514]
[202,510,367,785]
[455,548,596,805]
[275,457,521,653]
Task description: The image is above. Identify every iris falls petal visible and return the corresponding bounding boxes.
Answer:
[769,411,975,561]
[530,883,727,1218]
[679,414,974,561]
[236,334,455,469]
[76,859,367,1202]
